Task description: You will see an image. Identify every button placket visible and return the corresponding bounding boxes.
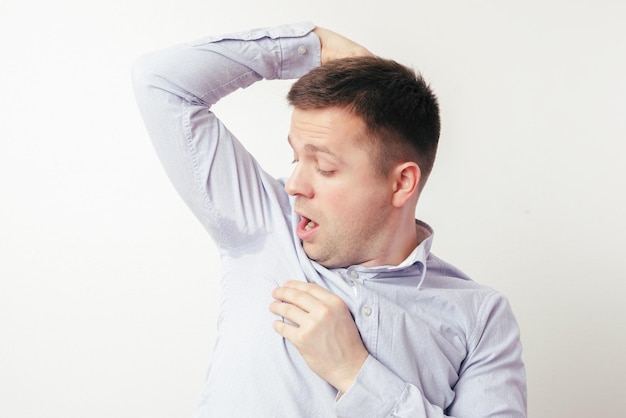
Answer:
[342,268,361,297]
[354,287,378,356]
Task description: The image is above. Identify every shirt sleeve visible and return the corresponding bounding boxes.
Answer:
[335,292,527,418]
[131,23,319,249]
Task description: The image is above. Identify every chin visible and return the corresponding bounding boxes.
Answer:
[303,247,334,268]
[303,242,351,269]
[309,254,346,269]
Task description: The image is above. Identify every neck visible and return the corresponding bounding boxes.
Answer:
[362,211,422,267]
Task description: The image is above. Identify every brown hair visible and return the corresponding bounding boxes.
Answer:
[287,56,440,189]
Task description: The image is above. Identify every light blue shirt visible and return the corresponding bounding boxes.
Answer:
[132,22,527,418]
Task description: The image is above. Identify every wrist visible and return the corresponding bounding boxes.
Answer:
[333,349,368,393]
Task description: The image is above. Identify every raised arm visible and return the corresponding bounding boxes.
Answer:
[131,22,374,249]
[131,23,320,249]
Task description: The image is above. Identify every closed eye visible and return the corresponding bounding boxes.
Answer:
[316,167,335,176]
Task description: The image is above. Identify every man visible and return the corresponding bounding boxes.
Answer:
[133,22,526,417]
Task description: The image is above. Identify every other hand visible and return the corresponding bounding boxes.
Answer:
[270,280,368,393]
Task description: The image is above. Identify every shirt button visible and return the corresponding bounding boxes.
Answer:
[361,305,372,317]
[297,45,307,55]
[349,270,359,279]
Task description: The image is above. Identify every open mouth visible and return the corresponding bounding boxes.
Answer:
[304,219,317,231]
[297,215,319,239]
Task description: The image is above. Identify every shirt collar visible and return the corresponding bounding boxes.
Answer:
[328,219,434,289]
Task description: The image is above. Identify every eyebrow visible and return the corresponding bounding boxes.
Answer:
[287,136,337,157]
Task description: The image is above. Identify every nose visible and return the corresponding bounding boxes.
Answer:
[285,163,313,198]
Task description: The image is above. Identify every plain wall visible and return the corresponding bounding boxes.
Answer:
[1,1,625,417]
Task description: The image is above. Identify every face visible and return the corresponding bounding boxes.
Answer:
[286,106,396,268]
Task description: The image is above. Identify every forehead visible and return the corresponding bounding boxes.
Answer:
[288,107,368,152]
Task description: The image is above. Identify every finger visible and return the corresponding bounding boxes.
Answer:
[272,285,320,312]
[272,319,299,343]
[269,300,307,326]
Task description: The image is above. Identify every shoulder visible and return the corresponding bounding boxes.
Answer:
[419,252,515,336]
[423,252,486,291]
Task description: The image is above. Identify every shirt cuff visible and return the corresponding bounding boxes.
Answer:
[275,22,320,79]
[334,355,406,418]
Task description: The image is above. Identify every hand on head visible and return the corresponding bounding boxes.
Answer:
[313,26,373,64]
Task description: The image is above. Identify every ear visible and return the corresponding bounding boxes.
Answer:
[390,162,421,208]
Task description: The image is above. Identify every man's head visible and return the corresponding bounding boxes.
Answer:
[287,56,440,190]
[285,56,440,268]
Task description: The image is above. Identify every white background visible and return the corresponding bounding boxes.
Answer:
[1,1,625,417]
